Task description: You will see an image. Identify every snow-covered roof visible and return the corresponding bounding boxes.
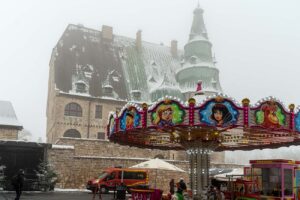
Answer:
[0,101,22,128]
[53,24,185,103]
[52,6,222,103]
[193,94,208,104]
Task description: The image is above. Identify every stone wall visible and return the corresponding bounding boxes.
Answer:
[0,128,18,140]
[48,138,231,193]
[48,138,189,192]
[55,137,186,160]
[48,144,189,193]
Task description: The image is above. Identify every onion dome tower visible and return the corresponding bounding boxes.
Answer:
[176,5,222,100]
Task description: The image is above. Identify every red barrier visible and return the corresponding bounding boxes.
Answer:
[131,189,163,200]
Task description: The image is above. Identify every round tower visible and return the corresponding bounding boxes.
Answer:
[150,73,184,102]
[176,5,222,100]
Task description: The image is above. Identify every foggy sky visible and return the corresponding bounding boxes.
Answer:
[0,0,300,142]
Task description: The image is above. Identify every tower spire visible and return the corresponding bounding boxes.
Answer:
[189,4,207,40]
[175,6,222,100]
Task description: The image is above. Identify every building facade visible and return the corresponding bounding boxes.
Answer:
[0,101,23,140]
[47,6,222,144]
[44,6,227,189]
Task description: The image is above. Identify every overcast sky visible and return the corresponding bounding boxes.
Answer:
[0,0,299,141]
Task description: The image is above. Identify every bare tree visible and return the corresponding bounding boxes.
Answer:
[18,129,32,141]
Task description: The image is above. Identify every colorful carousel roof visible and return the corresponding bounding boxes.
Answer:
[107,94,300,151]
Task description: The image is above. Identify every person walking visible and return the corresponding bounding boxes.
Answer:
[12,169,25,200]
[91,179,102,200]
[173,178,187,200]
[169,178,175,195]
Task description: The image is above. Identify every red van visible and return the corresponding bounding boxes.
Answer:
[86,167,149,193]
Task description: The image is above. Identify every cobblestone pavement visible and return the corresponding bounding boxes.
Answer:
[0,191,131,200]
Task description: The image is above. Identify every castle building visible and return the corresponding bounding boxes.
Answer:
[46,5,222,144]
[44,6,227,189]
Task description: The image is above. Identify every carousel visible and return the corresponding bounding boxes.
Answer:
[107,93,300,199]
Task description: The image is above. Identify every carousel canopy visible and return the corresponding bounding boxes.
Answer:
[107,94,300,151]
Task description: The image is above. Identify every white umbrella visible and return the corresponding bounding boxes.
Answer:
[130,158,185,188]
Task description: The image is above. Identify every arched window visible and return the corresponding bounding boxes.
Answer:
[63,129,81,138]
[64,103,82,117]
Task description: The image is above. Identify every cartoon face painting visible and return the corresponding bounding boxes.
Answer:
[257,101,283,128]
[154,105,174,127]
[120,106,141,130]
[152,101,185,127]
[199,99,238,127]
[126,112,134,129]
[211,103,233,126]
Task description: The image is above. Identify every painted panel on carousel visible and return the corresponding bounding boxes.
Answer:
[294,112,300,132]
[152,100,185,127]
[109,116,115,136]
[255,101,286,128]
[199,99,239,127]
[120,106,141,130]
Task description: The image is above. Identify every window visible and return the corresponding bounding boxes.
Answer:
[63,129,81,138]
[97,132,105,140]
[107,172,116,181]
[75,82,87,93]
[284,169,293,196]
[261,168,281,196]
[64,103,82,117]
[123,171,146,180]
[95,105,102,119]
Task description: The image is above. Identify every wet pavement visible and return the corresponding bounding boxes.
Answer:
[0,191,131,200]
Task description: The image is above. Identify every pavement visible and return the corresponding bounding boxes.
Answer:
[0,191,131,200]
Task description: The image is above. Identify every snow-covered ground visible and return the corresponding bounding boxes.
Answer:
[54,188,90,192]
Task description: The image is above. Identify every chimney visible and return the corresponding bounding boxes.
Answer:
[171,40,178,58]
[136,30,142,52]
[101,25,113,41]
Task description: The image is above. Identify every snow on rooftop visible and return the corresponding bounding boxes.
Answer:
[188,35,210,43]
[0,101,22,128]
[177,62,216,75]
[74,155,188,163]
[61,90,91,98]
[52,144,75,150]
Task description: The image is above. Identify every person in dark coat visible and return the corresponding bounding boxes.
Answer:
[13,169,25,200]
[178,178,187,192]
[169,178,175,195]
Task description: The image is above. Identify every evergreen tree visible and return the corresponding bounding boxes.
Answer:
[35,161,57,192]
[0,165,5,189]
